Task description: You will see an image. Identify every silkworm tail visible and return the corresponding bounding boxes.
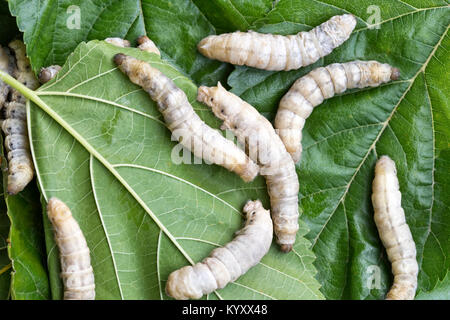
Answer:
[165,265,208,300]
[386,274,417,300]
[232,161,259,182]
[273,214,298,253]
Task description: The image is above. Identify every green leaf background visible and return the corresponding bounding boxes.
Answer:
[0,0,448,299]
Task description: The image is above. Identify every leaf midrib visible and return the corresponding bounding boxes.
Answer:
[27,89,198,271]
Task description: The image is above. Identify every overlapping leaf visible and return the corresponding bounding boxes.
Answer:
[25,41,324,299]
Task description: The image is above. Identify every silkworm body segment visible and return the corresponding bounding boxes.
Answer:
[165,200,273,300]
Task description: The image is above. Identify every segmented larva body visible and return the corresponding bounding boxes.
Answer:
[104,37,131,48]
[1,40,38,195]
[47,197,95,300]
[38,65,61,84]
[198,14,356,71]
[8,40,39,103]
[0,45,15,108]
[197,83,299,252]
[136,35,161,56]
[371,156,418,300]
[114,54,259,182]
[166,200,272,300]
[275,60,400,163]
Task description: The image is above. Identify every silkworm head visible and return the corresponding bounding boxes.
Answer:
[375,155,397,175]
[242,200,272,228]
[197,35,214,56]
[47,197,73,224]
[242,200,261,222]
[197,82,239,121]
[391,68,400,80]
[137,35,150,45]
[113,53,127,66]
[334,14,357,35]
[38,69,53,84]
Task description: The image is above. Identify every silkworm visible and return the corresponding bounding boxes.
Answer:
[136,35,161,56]
[114,54,259,182]
[8,40,39,102]
[275,60,400,163]
[47,197,95,300]
[38,65,61,84]
[166,199,273,300]
[0,45,15,109]
[2,40,37,195]
[104,37,131,48]
[197,83,299,252]
[371,156,418,300]
[197,14,356,71]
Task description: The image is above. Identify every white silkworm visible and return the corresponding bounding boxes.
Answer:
[114,54,259,182]
[197,83,299,252]
[166,199,273,300]
[8,40,39,102]
[104,37,131,48]
[1,40,37,195]
[198,14,356,71]
[47,197,95,300]
[38,65,62,84]
[275,60,400,163]
[136,35,161,56]
[0,45,15,109]
[371,156,418,300]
